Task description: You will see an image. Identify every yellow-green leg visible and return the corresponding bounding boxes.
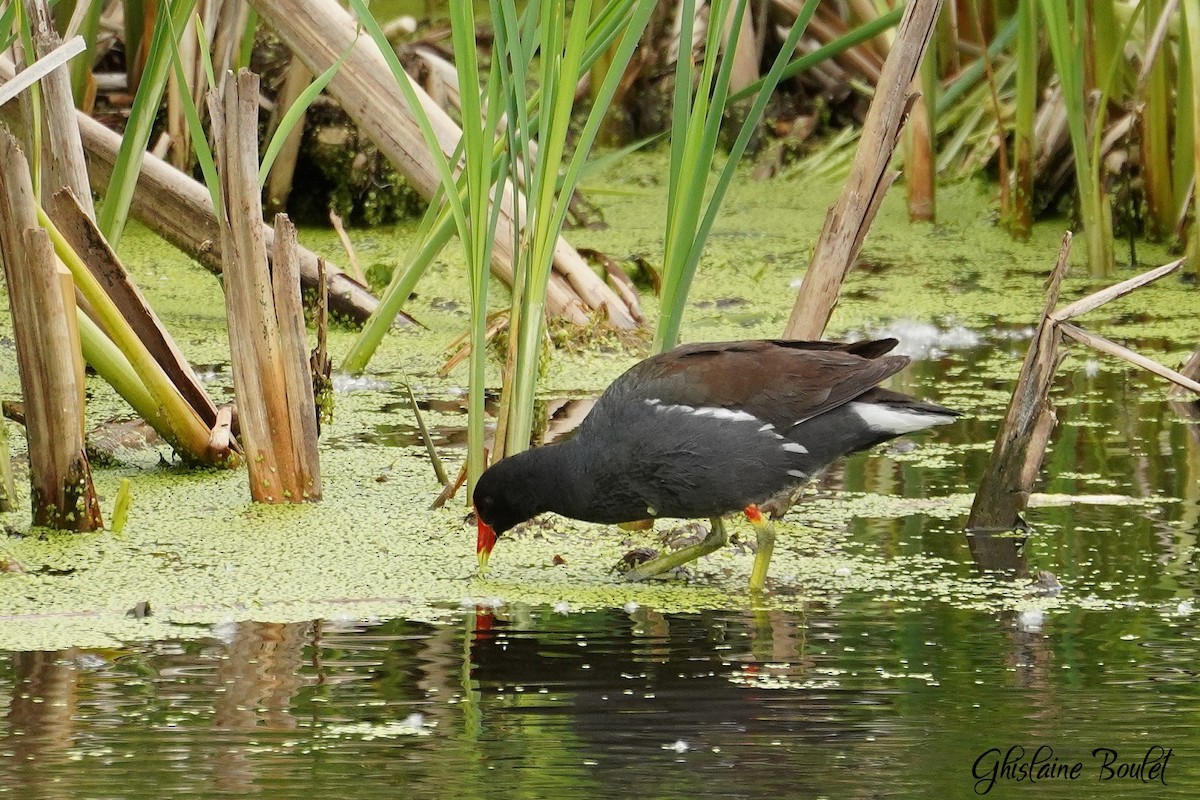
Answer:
[746,505,775,593]
[624,518,728,581]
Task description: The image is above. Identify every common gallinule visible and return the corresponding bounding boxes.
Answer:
[473,338,959,591]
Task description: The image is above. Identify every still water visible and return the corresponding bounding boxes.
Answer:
[2,338,1199,798]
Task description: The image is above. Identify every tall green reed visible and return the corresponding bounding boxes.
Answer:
[1009,0,1037,238]
[493,0,654,457]
[1140,0,1175,239]
[346,0,506,493]
[1183,0,1200,272]
[1042,0,1113,275]
[344,1,651,487]
[340,2,654,379]
[653,0,819,352]
[97,0,198,248]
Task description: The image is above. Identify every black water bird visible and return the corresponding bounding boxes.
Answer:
[473,338,959,591]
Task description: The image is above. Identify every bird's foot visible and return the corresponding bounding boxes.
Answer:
[615,547,659,573]
[615,549,692,581]
[658,521,709,550]
[623,518,729,583]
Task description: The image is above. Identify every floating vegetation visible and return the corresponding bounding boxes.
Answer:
[0,152,1196,653]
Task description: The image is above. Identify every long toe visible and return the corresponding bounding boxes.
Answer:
[659,521,709,550]
[615,546,659,573]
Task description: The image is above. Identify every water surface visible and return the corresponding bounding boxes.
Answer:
[3,341,1198,798]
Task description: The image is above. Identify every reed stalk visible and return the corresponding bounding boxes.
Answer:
[210,70,321,502]
[450,0,504,487]
[0,129,103,531]
[1042,0,1113,275]
[903,39,937,223]
[1009,0,1037,238]
[1175,27,1195,224]
[785,0,944,339]
[1085,2,1121,100]
[1139,0,1176,239]
[1183,0,1200,274]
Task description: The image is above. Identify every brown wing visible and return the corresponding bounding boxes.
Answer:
[613,339,909,431]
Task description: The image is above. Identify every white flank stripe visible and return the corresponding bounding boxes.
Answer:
[850,401,956,434]
[694,406,758,422]
[644,399,758,423]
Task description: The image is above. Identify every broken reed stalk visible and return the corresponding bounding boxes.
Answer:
[784,0,944,339]
[23,0,94,223]
[38,199,228,465]
[1058,323,1200,395]
[967,232,1073,532]
[1048,258,1183,321]
[272,216,323,499]
[50,188,220,429]
[903,64,936,222]
[969,243,1194,532]
[0,130,102,530]
[211,70,321,503]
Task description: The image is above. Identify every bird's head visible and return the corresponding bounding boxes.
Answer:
[471,453,548,574]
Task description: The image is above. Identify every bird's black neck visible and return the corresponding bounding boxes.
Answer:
[496,439,596,522]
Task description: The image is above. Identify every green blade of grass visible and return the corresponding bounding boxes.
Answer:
[259,46,350,184]
[164,11,220,214]
[1042,0,1113,273]
[97,0,199,248]
[654,0,819,351]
